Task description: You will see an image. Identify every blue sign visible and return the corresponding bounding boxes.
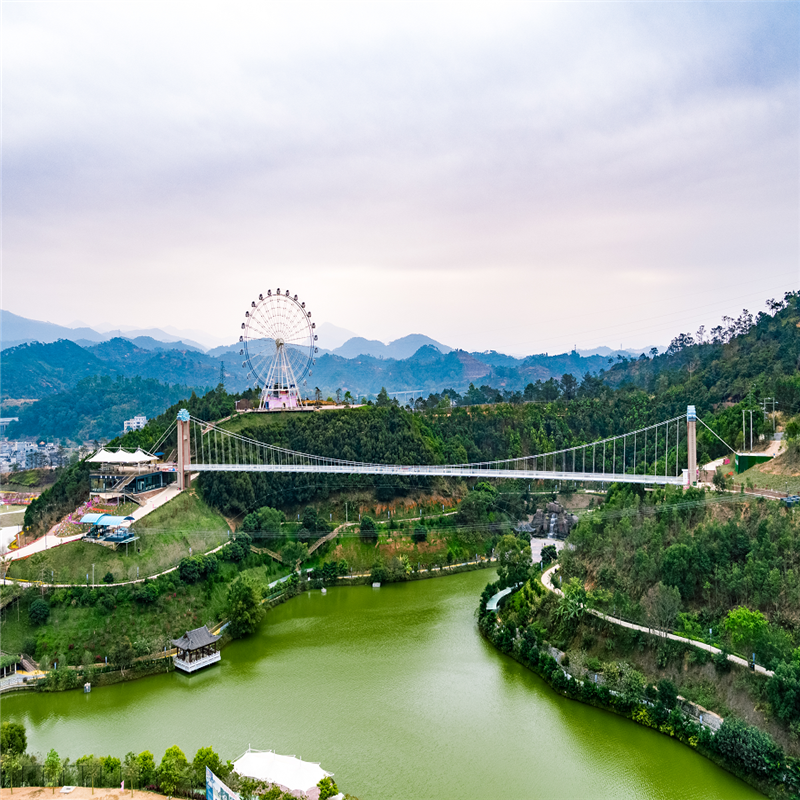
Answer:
[206,768,240,800]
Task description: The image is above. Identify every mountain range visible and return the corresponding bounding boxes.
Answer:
[1,309,660,441]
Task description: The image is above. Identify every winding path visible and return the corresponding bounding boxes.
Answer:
[540,564,774,677]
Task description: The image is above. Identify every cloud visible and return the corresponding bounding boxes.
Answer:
[3,1,798,353]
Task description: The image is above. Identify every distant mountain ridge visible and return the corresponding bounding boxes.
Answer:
[1,310,208,352]
[332,333,452,360]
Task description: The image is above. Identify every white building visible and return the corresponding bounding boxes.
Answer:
[123,415,148,433]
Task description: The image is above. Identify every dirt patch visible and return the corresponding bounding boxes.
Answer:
[0,791,170,800]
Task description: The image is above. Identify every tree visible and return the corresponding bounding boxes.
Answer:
[135,751,156,787]
[178,557,201,583]
[44,748,61,791]
[554,577,587,624]
[661,543,694,598]
[540,544,558,566]
[657,678,678,709]
[102,572,114,584]
[123,752,141,795]
[280,540,308,567]
[240,506,284,540]
[560,373,578,400]
[713,717,783,778]
[496,534,531,589]
[376,387,391,407]
[724,607,768,657]
[359,515,378,543]
[158,745,189,798]
[766,653,800,725]
[112,636,135,669]
[0,722,26,756]
[317,776,339,799]
[2,752,21,793]
[643,582,681,634]
[413,524,427,543]
[29,598,50,625]
[77,755,102,793]
[302,506,321,534]
[191,746,229,784]
[226,577,264,639]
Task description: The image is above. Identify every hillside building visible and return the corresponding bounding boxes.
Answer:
[123,415,148,433]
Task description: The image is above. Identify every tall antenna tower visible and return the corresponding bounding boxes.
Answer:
[219,361,225,388]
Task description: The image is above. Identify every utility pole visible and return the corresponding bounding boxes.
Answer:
[750,410,753,452]
[92,563,95,586]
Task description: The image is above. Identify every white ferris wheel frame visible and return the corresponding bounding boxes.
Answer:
[239,289,318,410]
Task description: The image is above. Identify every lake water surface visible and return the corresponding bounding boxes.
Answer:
[2,569,763,799]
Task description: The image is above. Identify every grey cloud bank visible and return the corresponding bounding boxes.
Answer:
[3,2,798,355]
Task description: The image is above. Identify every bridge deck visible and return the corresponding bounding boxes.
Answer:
[190,463,686,485]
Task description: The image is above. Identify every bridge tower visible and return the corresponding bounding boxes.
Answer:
[176,409,191,490]
[686,405,697,486]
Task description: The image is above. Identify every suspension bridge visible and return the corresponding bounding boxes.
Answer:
[170,406,704,490]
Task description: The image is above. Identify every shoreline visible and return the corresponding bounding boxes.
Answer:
[7,560,497,695]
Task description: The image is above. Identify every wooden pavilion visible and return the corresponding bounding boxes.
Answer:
[171,626,221,673]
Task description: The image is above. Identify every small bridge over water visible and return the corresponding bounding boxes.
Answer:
[171,406,703,490]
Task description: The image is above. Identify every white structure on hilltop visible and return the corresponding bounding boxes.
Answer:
[123,415,147,433]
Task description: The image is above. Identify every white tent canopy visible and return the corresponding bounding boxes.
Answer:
[87,448,156,465]
[87,448,117,463]
[233,749,331,794]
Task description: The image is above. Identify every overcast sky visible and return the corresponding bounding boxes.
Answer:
[3,1,798,354]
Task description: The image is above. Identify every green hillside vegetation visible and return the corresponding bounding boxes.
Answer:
[554,484,800,741]
[6,375,200,442]
[11,493,229,584]
[1,340,120,398]
[602,293,800,422]
[0,543,284,669]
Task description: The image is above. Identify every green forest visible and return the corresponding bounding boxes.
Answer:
[6,375,200,442]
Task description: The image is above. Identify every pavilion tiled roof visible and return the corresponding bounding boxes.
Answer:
[171,625,221,650]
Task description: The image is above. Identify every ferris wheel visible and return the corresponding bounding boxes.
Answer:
[239,289,318,410]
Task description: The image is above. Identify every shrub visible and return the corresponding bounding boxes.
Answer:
[360,515,378,543]
[657,678,678,709]
[102,572,114,584]
[29,598,50,625]
[713,717,784,778]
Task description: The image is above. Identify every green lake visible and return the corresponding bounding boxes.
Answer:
[2,569,763,799]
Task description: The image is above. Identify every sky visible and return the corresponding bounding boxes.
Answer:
[3,1,798,354]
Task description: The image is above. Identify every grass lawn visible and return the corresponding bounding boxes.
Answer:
[7,492,230,584]
[321,525,491,573]
[0,505,26,526]
[734,466,800,494]
[732,443,800,493]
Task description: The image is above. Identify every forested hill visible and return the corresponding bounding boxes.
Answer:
[1,337,250,400]
[5,376,198,442]
[600,292,800,412]
[1,340,121,398]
